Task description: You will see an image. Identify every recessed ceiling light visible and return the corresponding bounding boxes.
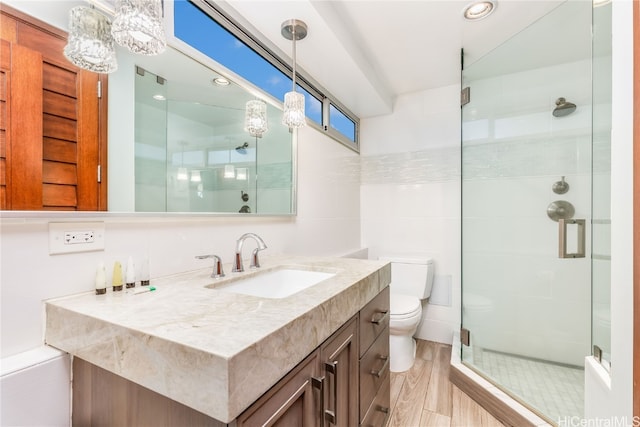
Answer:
[213,77,230,86]
[463,1,496,21]
[152,94,166,101]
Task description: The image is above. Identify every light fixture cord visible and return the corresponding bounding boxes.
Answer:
[291,26,297,93]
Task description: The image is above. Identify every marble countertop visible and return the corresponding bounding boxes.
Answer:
[45,255,390,423]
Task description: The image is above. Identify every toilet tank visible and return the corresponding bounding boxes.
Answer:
[379,256,434,300]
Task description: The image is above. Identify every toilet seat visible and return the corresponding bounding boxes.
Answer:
[390,293,421,319]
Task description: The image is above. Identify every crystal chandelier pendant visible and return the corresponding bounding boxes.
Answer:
[63,6,118,73]
[281,19,307,129]
[244,100,269,137]
[282,91,306,128]
[111,0,166,56]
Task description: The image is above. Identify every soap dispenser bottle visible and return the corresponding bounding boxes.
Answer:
[140,257,150,286]
[125,256,136,289]
[112,261,123,291]
[95,262,107,295]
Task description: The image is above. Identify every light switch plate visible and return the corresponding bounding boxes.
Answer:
[49,222,105,255]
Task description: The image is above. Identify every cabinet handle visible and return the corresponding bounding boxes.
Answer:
[379,406,391,427]
[312,376,325,427]
[370,355,389,378]
[324,361,338,425]
[371,310,389,325]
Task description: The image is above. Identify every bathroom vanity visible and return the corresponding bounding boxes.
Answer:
[45,256,391,426]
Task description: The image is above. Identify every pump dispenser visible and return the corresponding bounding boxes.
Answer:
[95,262,107,295]
[125,256,136,288]
[112,261,123,291]
[140,257,150,286]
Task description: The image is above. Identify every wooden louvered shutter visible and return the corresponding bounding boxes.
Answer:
[0,4,107,211]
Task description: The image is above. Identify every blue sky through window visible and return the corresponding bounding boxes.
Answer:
[174,0,354,143]
[174,1,290,100]
[330,104,356,142]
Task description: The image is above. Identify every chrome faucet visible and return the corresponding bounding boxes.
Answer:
[195,254,225,278]
[233,233,267,272]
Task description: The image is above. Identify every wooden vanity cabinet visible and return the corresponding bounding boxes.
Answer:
[238,287,391,427]
[236,350,322,427]
[71,286,391,427]
[320,316,359,427]
[359,286,391,426]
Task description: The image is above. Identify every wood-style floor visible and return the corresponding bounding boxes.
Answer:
[388,340,505,427]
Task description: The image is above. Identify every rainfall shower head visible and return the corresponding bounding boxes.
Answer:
[235,142,249,154]
[552,97,576,117]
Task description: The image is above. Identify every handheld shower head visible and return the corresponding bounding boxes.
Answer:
[552,97,576,117]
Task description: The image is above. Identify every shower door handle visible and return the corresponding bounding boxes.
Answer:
[558,219,585,258]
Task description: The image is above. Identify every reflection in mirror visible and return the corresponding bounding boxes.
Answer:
[115,45,295,215]
[0,1,296,216]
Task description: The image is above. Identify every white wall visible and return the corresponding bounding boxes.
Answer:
[0,124,361,359]
[360,84,462,344]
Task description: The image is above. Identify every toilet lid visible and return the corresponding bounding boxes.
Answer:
[391,294,421,317]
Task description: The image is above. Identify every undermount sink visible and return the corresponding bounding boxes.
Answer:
[209,267,336,299]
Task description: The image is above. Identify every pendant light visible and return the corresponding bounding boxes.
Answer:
[244,99,268,137]
[63,6,118,73]
[111,0,166,56]
[281,19,307,129]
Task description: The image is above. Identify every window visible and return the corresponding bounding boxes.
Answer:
[173,0,359,151]
[329,104,357,143]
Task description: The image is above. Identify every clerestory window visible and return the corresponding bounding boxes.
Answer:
[173,0,359,152]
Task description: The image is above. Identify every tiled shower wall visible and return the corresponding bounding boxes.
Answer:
[461,58,595,367]
[360,84,462,344]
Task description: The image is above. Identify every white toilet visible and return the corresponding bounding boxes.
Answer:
[380,256,434,372]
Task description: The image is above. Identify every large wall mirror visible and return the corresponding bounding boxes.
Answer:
[121,46,295,215]
[1,0,296,216]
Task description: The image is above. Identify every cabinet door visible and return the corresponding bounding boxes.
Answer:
[237,350,322,427]
[320,316,359,427]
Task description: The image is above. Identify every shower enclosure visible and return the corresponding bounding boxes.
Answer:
[461,0,611,423]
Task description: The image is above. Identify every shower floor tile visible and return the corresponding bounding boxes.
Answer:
[470,347,584,423]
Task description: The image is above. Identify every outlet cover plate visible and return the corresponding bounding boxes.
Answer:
[49,222,105,255]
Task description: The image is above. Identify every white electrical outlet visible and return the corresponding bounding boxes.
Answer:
[49,222,105,255]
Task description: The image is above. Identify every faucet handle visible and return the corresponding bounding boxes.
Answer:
[250,248,263,269]
[195,254,225,279]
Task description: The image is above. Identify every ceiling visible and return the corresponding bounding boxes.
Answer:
[219,0,566,118]
[9,0,573,119]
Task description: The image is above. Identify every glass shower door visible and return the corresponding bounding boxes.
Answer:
[461,0,593,422]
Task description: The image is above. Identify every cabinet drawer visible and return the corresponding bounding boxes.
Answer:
[359,371,390,427]
[359,286,390,357]
[359,326,389,422]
